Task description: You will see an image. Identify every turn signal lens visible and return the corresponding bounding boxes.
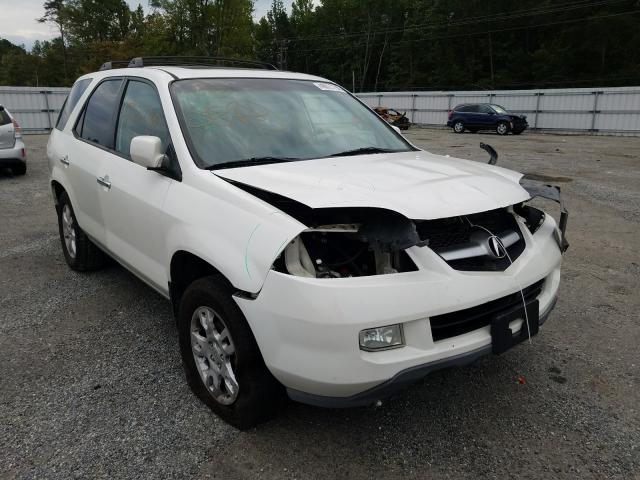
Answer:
[359,324,404,351]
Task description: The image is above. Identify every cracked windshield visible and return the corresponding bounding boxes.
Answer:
[171,78,412,169]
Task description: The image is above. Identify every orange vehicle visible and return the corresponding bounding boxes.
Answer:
[373,106,411,130]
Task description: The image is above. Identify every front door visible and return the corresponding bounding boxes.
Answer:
[99,79,175,293]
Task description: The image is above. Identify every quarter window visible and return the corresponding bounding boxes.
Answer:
[77,79,122,147]
[115,81,169,158]
[56,78,92,130]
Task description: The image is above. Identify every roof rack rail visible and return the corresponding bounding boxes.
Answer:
[127,56,278,70]
[99,60,130,71]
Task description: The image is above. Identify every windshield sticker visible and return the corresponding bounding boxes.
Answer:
[313,82,345,92]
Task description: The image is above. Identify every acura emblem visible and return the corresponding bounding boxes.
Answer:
[487,235,507,259]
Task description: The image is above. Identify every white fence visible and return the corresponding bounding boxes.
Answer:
[2,85,640,135]
[0,86,70,133]
[357,86,640,135]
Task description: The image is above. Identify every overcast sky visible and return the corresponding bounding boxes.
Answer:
[0,0,276,51]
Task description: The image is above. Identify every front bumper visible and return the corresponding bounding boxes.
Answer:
[511,119,528,131]
[289,297,556,408]
[234,214,562,403]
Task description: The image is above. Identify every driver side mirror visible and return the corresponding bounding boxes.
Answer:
[130,136,167,170]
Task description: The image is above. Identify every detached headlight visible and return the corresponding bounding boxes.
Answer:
[359,324,405,351]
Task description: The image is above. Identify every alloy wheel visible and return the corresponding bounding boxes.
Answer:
[62,204,77,259]
[190,306,239,405]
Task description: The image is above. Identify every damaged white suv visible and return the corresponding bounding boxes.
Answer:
[48,57,568,429]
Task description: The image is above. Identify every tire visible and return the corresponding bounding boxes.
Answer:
[57,192,107,271]
[12,163,26,175]
[453,120,465,133]
[178,275,284,430]
[496,121,509,135]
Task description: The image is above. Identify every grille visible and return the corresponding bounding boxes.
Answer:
[416,208,525,271]
[429,279,545,341]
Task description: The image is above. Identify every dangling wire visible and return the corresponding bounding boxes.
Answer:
[463,216,532,343]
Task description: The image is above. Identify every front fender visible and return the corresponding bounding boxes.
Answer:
[164,175,305,294]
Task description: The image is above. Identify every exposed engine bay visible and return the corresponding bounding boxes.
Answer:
[271,204,557,278]
[271,211,422,278]
[225,169,569,280]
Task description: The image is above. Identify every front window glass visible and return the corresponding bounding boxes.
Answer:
[491,105,508,114]
[56,78,92,130]
[171,78,412,169]
[115,81,170,158]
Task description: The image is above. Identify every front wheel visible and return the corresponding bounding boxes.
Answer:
[496,121,509,135]
[178,276,284,429]
[453,121,465,133]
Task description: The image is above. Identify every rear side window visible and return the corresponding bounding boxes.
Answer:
[56,78,92,130]
[456,105,475,112]
[115,81,170,157]
[0,109,11,126]
[76,79,122,147]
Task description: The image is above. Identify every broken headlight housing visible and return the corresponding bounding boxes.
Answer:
[273,222,419,279]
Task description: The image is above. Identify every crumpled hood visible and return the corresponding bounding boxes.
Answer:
[214,150,531,220]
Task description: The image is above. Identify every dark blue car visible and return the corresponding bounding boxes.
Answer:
[447,104,528,135]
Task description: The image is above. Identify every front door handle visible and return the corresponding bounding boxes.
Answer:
[60,155,69,166]
[96,175,111,189]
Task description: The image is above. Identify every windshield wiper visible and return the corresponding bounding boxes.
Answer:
[206,157,300,170]
[328,147,397,157]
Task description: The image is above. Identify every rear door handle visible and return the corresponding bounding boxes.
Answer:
[59,155,69,165]
[96,175,111,189]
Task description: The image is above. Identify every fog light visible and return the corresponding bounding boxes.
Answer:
[359,324,404,351]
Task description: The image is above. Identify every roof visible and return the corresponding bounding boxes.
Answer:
[83,66,329,84]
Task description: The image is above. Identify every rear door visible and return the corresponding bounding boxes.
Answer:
[464,105,484,127]
[68,78,123,245]
[100,78,174,293]
[0,108,15,149]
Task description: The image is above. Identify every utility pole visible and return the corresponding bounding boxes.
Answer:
[488,32,495,87]
[352,70,355,93]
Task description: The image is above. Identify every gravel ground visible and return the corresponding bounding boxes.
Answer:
[1,131,639,479]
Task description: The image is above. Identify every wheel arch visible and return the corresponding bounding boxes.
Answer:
[169,250,234,317]
[51,180,65,206]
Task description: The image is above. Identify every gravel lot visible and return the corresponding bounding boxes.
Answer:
[1,130,639,479]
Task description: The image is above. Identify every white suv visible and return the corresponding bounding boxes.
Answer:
[48,57,568,429]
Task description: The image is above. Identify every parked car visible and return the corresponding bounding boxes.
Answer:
[373,106,411,130]
[0,106,26,175]
[48,57,567,429]
[447,104,528,135]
